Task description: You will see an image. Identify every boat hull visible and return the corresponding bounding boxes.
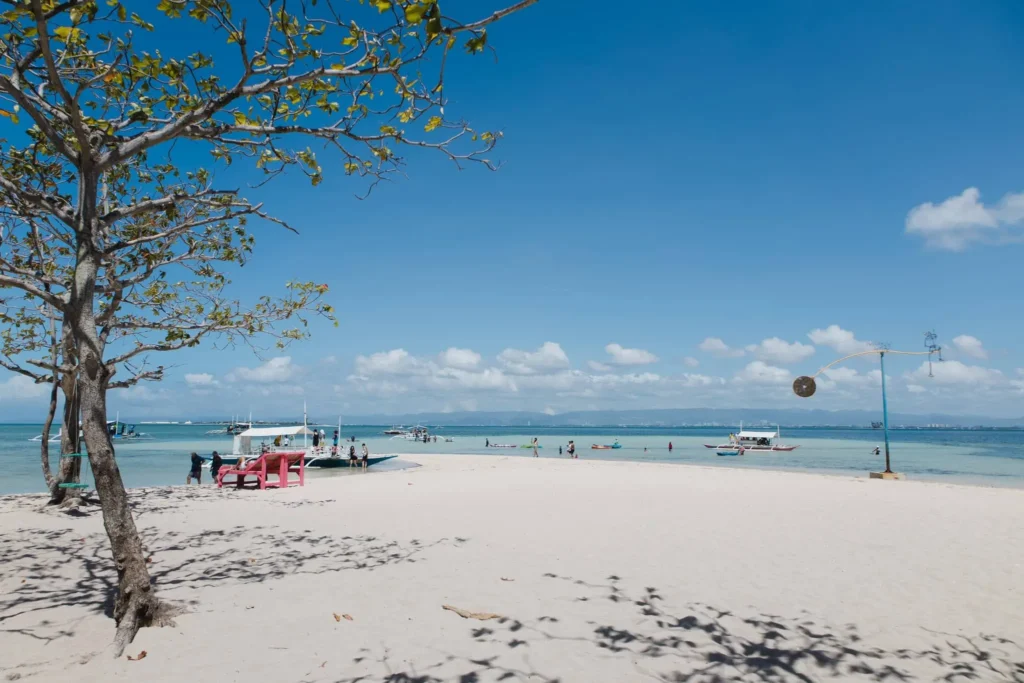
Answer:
[717,449,743,456]
[308,455,397,469]
[704,443,799,453]
[201,454,397,469]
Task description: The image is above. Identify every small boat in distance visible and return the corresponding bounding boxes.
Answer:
[871,421,883,429]
[704,425,798,453]
[383,427,406,435]
[591,441,622,450]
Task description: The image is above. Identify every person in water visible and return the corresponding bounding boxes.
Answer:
[568,441,576,459]
[186,452,202,485]
[559,446,563,455]
[349,444,357,467]
[361,443,369,469]
[312,429,320,451]
[210,451,223,483]
[532,437,539,457]
[668,442,673,452]
[332,430,340,456]
[486,438,490,448]
[872,446,881,456]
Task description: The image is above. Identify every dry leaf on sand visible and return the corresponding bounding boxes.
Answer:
[332,613,341,622]
[342,614,353,621]
[442,604,501,620]
[126,651,147,662]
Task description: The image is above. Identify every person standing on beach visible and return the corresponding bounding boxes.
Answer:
[532,437,539,457]
[361,443,369,470]
[312,429,320,452]
[349,444,357,467]
[186,452,202,485]
[210,451,223,484]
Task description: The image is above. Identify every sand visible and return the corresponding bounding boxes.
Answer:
[0,455,1022,682]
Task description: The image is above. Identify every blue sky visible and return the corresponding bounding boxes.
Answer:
[4,1,1024,419]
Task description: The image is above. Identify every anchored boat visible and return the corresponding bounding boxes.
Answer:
[704,425,798,453]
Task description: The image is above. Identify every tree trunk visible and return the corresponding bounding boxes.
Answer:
[71,173,160,657]
[40,371,58,491]
[51,370,84,506]
[78,360,159,656]
[45,322,83,506]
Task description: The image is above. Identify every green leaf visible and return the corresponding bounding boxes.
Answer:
[465,31,487,54]
[52,26,82,43]
[424,116,442,132]
[404,3,427,24]
[342,36,358,47]
[373,0,392,12]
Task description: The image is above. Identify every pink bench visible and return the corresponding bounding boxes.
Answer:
[217,450,305,490]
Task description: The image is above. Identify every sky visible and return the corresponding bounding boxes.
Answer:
[3,1,1024,421]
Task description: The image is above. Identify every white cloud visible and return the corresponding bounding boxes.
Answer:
[676,373,720,387]
[698,337,745,358]
[905,187,1024,251]
[906,359,1003,386]
[823,366,882,388]
[746,337,815,365]
[907,384,927,393]
[353,349,427,377]
[226,356,297,383]
[590,372,662,387]
[498,342,570,375]
[439,347,482,370]
[683,357,700,368]
[184,373,218,387]
[0,374,49,401]
[543,406,557,416]
[734,361,791,385]
[808,325,873,355]
[952,334,987,360]
[603,343,658,366]
[587,360,612,372]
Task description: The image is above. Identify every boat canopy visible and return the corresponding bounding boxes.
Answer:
[738,430,778,439]
[233,425,313,455]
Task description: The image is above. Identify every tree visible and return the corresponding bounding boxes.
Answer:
[0,0,535,656]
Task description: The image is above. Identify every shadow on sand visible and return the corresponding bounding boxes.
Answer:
[323,574,1024,683]
[0,495,464,647]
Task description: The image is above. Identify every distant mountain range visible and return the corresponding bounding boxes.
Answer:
[332,408,1024,428]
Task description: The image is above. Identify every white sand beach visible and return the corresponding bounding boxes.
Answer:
[1,455,1022,682]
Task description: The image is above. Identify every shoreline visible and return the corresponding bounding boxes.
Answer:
[6,448,1024,500]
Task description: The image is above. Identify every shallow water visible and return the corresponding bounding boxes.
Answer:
[2,424,1023,494]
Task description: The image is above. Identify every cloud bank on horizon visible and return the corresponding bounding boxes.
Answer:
[48,324,1012,421]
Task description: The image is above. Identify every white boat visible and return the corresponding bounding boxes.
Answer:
[704,425,798,453]
[201,424,395,469]
[383,426,406,436]
[30,417,149,442]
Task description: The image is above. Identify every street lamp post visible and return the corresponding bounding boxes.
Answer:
[792,334,941,480]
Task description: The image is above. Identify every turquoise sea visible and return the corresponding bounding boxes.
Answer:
[2,423,1024,495]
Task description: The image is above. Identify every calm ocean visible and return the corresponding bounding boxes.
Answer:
[2,423,1023,495]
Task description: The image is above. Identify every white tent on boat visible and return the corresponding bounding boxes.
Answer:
[232,425,313,455]
[737,430,779,439]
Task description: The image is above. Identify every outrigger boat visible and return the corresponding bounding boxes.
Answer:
[591,441,622,450]
[704,425,798,453]
[202,424,396,470]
